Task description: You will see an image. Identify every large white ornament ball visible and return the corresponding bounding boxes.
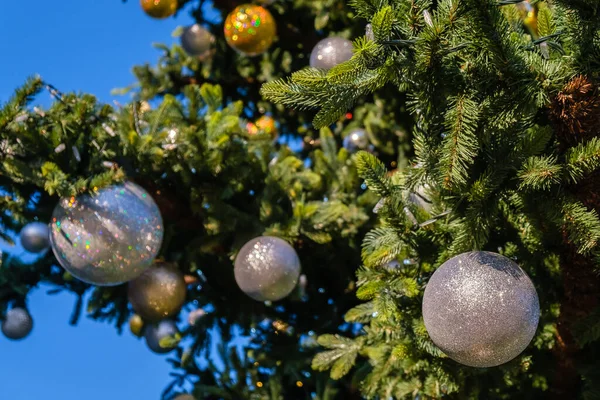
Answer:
[234,236,301,302]
[20,222,50,253]
[343,128,369,153]
[180,24,215,57]
[50,182,164,286]
[422,251,540,368]
[144,319,179,354]
[2,307,33,340]
[309,37,354,70]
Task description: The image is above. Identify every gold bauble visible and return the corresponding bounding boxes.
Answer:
[140,0,177,19]
[224,5,276,56]
[128,262,187,322]
[255,116,277,139]
[129,314,145,337]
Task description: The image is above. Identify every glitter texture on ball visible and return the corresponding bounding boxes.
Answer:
[140,0,177,19]
[180,24,215,58]
[2,307,33,340]
[422,251,540,368]
[343,128,369,153]
[145,319,179,354]
[309,37,354,70]
[234,236,301,302]
[224,5,276,56]
[128,262,187,322]
[50,182,164,286]
[20,222,50,253]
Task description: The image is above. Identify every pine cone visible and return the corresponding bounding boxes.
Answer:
[550,75,600,147]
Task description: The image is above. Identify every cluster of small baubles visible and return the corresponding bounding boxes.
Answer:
[224,4,276,56]
[310,37,354,70]
[2,307,33,340]
[140,0,177,19]
[49,182,164,286]
[247,115,278,139]
[422,251,540,367]
[234,236,301,302]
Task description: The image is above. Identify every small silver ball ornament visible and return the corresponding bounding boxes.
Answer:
[343,128,369,153]
[50,182,164,286]
[144,320,179,354]
[422,251,540,367]
[365,23,375,41]
[309,37,354,70]
[180,24,215,57]
[2,307,33,340]
[234,236,301,302]
[20,222,50,253]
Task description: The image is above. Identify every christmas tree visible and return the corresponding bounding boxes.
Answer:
[2,0,600,399]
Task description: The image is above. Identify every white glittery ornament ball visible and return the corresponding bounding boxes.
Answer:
[180,24,215,58]
[343,128,369,153]
[2,307,33,340]
[50,182,164,286]
[309,37,354,70]
[20,222,50,253]
[422,251,540,368]
[234,236,301,302]
[144,320,179,354]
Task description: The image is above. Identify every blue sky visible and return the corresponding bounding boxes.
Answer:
[0,1,196,399]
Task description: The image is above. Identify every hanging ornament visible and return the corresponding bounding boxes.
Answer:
[309,37,354,70]
[129,314,145,337]
[20,222,50,253]
[128,262,186,322]
[50,182,164,286]
[253,115,278,139]
[144,319,179,354]
[422,251,540,367]
[408,184,433,213]
[365,24,375,41]
[140,0,177,19]
[224,5,276,56]
[2,307,33,340]
[180,24,215,58]
[517,1,538,37]
[234,236,301,302]
[342,128,369,153]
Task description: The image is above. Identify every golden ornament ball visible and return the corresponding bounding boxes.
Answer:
[224,4,276,56]
[140,0,177,19]
[128,262,187,322]
[129,314,145,337]
[255,116,277,138]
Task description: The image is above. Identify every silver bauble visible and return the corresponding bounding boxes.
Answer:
[2,307,33,340]
[408,184,433,213]
[422,251,540,367]
[180,24,215,57]
[20,222,50,253]
[234,236,301,302]
[50,182,164,286]
[365,23,375,41]
[343,129,369,153]
[144,320,179,354]
[309,37,354,70]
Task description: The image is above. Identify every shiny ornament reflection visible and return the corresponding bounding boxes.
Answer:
[50,182,164,286]
[2,307,33,340]
[343,128,369,153]
[128,262,187,322]
[234,236,301,301]
[181,24,215,58]
[422,251,540,367]
[20,222,50,253]
[224,5,276,56]
[309,37,354,70]
[140,0,177,19]
[145,319,179,353]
